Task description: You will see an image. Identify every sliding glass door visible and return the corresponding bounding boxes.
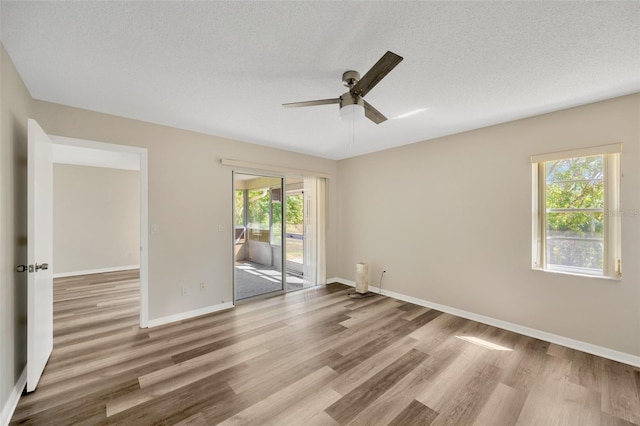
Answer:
[233,173,284,301]
[233,173,326,302]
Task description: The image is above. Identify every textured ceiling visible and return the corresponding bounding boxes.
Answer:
[2,1,639,160]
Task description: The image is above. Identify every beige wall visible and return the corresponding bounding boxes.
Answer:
[53,164,140,275]
[0,44,32,419]
[337,93,640,356]
[32,100,338,320]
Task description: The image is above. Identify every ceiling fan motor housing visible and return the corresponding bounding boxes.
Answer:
[341,71,363,112]
[342,70,360,88]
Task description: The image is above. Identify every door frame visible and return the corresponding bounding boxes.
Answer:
[50,135,150,327]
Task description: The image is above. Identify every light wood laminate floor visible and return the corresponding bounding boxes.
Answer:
[11,271,640,425]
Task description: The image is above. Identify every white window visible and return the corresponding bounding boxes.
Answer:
[531,144,622,278]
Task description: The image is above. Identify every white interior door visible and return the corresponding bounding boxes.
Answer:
[26,118,54,392]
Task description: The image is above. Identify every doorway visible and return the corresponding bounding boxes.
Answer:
[51,135,149,326]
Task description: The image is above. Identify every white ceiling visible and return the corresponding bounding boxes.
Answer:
[2,1,639,160]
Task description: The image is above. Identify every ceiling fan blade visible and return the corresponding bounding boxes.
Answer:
[351,51,403,98]
[363,100,387,124]
[282,98,340,108]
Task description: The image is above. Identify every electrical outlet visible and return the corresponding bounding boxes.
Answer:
[200,282,206,291]
[181,286,190,296]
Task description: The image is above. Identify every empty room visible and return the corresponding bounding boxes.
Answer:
[1,1,639,425]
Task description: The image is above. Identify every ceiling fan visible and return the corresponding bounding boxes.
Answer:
[282,51,403,124]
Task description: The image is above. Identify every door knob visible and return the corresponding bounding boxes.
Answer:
[35,263,49,271]
[16,265,28,273]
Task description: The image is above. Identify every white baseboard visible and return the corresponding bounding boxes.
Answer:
[146,302,234,328]
[327,277,354,286]
[1,367,26,426]
[53,265,140,278]
[329,277,640,368]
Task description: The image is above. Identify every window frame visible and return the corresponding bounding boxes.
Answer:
[531,144,622,279]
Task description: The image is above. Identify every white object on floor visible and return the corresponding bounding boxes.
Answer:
[356,262,369,294]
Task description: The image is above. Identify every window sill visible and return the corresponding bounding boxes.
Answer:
[532,267,622,281]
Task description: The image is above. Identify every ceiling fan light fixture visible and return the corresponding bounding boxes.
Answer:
[339,93,365,123]
[339,103,365,123]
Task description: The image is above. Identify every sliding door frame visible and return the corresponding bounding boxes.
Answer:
[227,160,327,303]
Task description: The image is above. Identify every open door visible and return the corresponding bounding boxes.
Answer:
[26,118,54,392]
